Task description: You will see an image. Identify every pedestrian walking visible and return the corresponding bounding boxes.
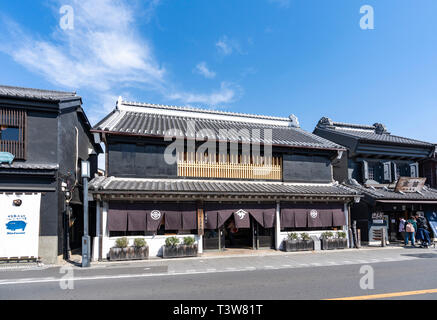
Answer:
[404,216,416,247]
[399,217,406,242]
[415,214,431,248]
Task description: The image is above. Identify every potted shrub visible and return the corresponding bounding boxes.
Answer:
[163,236,198,258]
[299,233,314,251]
[336,232,348,249]
[284,232,299,252]
[181,237,198,257]
[109,237,129,261]
[163,236,180,258]
[321,231,335,250]
[131,238,149,260]
[283,232,313,252]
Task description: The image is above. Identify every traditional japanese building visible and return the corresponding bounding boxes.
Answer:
[314,118,437,244]
[89,98,359,259]
[0,85,101,264]
[420,149,437,188]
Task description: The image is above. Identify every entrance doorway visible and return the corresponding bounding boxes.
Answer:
[202,212,275,251]
[224,216,252,249]
[223,216,274,250]
[387,211,409,242]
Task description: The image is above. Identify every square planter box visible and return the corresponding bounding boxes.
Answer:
[129,247,149,260]
[336,238,348,249]
[283,239,314,252]
[109,246,149,261]
[321,239,347,250]
[163,244,198,259]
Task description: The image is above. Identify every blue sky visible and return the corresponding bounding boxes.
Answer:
[0,0,436,143]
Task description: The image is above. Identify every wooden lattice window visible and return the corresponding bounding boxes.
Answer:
[177,151,282,180]
[0,108,26,159]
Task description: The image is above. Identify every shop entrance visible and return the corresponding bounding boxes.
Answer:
[203,216,274,250]
[223,215,253,249]
[387,211,407,242]
[202,203,276,251]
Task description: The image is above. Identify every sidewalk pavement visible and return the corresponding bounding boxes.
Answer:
[1,245,435,275]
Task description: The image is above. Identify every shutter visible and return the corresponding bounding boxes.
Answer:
[362,160,369,181]
[383,162,392,182]
[392,162,399,181]
[410,163,419,178]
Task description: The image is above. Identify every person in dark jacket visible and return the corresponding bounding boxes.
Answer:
[415,214,431,248]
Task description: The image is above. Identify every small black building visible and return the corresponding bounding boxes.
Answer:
[0,85,101,263]
[314,118,437,243]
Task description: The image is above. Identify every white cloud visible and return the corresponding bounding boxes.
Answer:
[193,62,216,79]
[167,82,242,106]
[1,1,165,92]
[215,36,244,56]
[0,0,241,121]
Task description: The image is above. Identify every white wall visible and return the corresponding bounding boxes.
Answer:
[102,234,201,259]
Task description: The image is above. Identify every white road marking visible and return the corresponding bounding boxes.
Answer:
[356,260,369,264]
[0,267,266,286]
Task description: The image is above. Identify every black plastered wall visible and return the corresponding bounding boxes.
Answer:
[282,154,332,183]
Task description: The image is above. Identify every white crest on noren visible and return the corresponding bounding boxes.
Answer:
[236,209,247,220]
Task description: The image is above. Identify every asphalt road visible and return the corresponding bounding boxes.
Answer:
[1,254,437,300]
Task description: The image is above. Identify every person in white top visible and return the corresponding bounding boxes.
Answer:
[399,217,406,242]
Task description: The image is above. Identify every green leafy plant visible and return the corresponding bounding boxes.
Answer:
[300,233,311,241]
[337,231,347,239]
[165,236,180,247]
[321,231,334,239]
[287,232,298,240]
[115,237,129,248]
[133,238,147,248]
[183,237,195,246]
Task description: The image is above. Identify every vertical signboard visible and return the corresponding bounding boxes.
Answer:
[197,208,204,236]
[0,193,41,259]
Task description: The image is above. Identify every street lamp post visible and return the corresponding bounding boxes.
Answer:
[81,160,90,268]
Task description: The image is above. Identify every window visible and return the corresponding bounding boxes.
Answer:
[368,165,375,180]
[0,127,20,141]
[0,108,26,159]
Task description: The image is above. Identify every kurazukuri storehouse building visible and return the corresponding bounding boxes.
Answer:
[89,98,360,259]
[314,118,437,244]
[0,85,101,264]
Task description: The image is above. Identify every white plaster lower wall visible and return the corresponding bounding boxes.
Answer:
[278,230,346,250]
[102,235,201,259]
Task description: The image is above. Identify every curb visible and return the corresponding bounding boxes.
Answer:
[86,246,410,268]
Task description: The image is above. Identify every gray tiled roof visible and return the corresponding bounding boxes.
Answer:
[0,162,59,170]
[0,85,78,101]
[316,117,434,147]
[94,110,343,149]
[89,176,359,197]
[345,182,437,201]
[333,129,433,147]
